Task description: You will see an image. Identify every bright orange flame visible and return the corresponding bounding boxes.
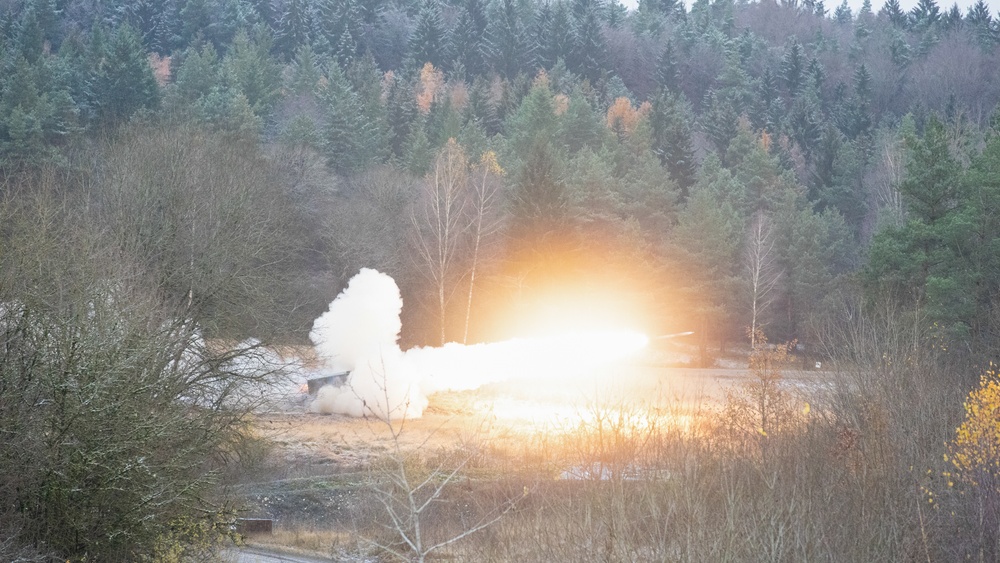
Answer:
[410,329,650,396]
[465,328,664,434]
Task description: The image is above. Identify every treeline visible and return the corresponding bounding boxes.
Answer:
[1,0,998,354]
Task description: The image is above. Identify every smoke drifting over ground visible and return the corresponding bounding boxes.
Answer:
[309,269,647,419]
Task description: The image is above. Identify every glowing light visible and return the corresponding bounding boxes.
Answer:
[308,267,658,419]
[410,328,650,396]
[510,329,650,380]
[479,397,695,436]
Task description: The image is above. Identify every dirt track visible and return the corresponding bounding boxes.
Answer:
[221,546,336,563]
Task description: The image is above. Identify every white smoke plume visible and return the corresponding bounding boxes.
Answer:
[308,268,647,419]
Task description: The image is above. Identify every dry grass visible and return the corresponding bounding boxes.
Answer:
[249,527,354,555]
[240,349,983,562]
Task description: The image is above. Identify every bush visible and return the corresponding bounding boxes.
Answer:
[0,160,284,560]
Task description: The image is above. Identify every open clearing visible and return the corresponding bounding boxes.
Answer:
[227,347,849,561]
[239,347,833,486]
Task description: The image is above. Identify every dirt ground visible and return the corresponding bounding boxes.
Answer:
[249,343,831,478]
[228,343,838,560]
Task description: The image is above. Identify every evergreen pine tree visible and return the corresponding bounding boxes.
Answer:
[607,0,628,27]
[966,0,992,26]
[966,0,994,47]
[128,0,170,53]
[963,133,1000,355]
[569,0,609,85]
[221,28,282,118]
[250,0,275,27]
[556,89,606,153]
[289,43,321,95]
[386,74,419,159]
[784,79,824,163]
[357,0,386,25]
[310,0,337,54]
[538,1,573,71]
[650,90,697,200]
[451,0,489,78]
[838,62,872,138]
[274,0,311,59]
[909,0,941,29]
[503,74,557,160]
[318,62,364,175]
[91,24,160,124]
[334,26,358,68]
[465,75,501,136]
[348,52,391,166]
[814,0,827,18]
[331,0,362,64]
[941,4,962,31]
[511,139,569,241]
[702,91,740,165]
[807,57,825,92]
[173,43,220,103]
[484,0,534,80]
[864,115,968,339]
[664,0,685,18]
[14,0,46,63]
[859,0,874,18]
[656,40,680,93]
[781,40,805,95]
[409,0,449,68]
[834,0,852,23]
[212,0,254,47]
[889,28,912,67]
[881,0,908,28]
[0,51,78,165]
[179,0,213,47]
[403,114,434,175]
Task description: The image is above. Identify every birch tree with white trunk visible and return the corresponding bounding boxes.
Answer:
[412,140,471,345]
[744,211,782,349]
[461,152,504,344]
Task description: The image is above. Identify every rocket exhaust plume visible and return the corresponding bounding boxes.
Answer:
[309,269,647,419]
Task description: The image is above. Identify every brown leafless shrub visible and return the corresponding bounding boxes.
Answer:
[0,143,297,560]
[96,122,303,339]
[350,367,525,563]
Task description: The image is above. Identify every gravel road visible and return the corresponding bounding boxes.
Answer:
[219,547,334,563]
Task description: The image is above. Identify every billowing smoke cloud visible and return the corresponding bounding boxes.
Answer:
[308,269,423,418]
[309,268,646,419]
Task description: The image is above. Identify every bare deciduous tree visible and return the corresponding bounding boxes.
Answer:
[462,152,505,344]
[412,140,505,345]
[412,139,470,345]
[358,363,523,562]
[744,212,782,349]
[866,127,907,231]
[328,165,416,281]
[723,330,799,463]
[98,123,301,338]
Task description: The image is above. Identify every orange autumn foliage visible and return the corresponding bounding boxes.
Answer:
[947,366,1000,489]
[605,97,650,137]
[416,62,444,114]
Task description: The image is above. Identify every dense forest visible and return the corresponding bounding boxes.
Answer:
[3,0,1000,352]
[3,0,1000,560]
